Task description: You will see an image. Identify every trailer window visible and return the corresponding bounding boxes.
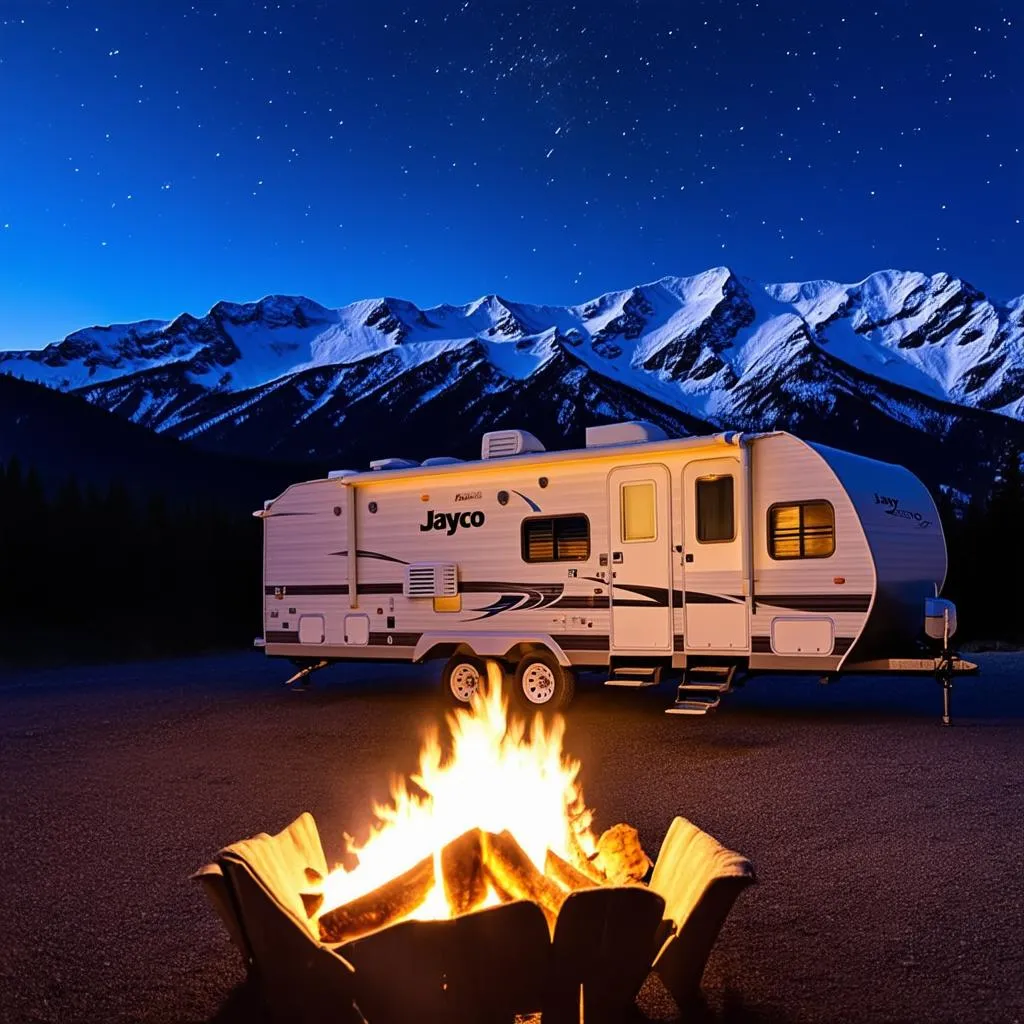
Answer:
[621,482,657,541]
[696,475,735,542]
[522,515,590,562]
[768,501,835,559]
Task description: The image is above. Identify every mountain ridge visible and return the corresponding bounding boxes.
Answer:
[2,267,1022,492]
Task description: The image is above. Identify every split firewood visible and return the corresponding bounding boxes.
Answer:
[441,827,488,915]
[594,823,652,885]
[544,848,597,892]
[318,855,435,944]
[482,830,567,927]
[566,827,605,883]
[300,890,324,917]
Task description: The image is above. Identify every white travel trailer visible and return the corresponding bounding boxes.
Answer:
[254,423,974,719]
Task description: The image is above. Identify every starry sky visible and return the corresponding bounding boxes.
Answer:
[0,0,1020,350]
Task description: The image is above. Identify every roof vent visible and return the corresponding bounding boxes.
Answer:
[421,456,464,466]
[327,469,359,479]
[369,457,420,471]
[585,421,669,448]
[481,429,546,460]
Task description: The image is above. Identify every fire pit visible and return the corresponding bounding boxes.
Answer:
[195,671,755,1022]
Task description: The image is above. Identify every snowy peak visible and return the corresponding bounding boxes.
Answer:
[762,269,1023,414]
[1,267,1022,470]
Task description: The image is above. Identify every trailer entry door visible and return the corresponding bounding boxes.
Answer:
[608,464,673,653]
[682,457,749,651]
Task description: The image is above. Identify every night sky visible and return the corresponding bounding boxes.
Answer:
[0,0,1020,350]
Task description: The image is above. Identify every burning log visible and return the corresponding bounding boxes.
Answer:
[318,855,435,944]
[441,828,488,915]
[566,826,605,883]
[482,830,567,927]
[544,849,597,892]
[595,824,652,886]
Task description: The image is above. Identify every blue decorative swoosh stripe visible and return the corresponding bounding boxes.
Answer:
[512,490,541,512]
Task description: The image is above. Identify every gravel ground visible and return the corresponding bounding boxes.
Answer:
[0,652,1022,1024]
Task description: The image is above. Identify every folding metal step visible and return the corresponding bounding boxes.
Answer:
[604,665,662,688]
[665,664,737,715]
[665,697,722,715]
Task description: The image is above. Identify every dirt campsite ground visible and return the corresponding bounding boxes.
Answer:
[1,651,1021,1023]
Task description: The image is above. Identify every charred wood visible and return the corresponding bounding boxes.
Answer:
[482,830,567,927]
[544,849,597,892]
[318,855,434,944]
[441,828,488,916]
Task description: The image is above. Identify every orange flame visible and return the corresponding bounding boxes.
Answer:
[319,663,596,919]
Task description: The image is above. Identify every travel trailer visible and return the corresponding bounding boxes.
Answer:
[254,423,973,720]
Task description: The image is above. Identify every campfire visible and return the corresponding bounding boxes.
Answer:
[195,664,756,1022]
[304,664,651,943]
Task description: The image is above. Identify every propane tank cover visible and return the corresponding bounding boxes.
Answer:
[924,597,957,641]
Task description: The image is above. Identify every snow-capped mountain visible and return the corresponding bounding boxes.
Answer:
[3,268,1022,488]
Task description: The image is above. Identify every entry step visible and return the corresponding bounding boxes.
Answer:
[666,664,738,715]
[604,665,662,688]
[665,697,722,716]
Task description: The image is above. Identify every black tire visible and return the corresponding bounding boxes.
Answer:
[441,653,486,706]
[513,649,575,711]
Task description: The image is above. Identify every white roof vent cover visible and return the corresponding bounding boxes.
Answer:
[369,457,420,471]
[404,562,458,597]
[585,421,669,448]
[481,429,546,460]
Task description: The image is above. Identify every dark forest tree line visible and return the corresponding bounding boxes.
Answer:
[938,442,1024,645]
[0,456,261,662]
[1,445,1022,663]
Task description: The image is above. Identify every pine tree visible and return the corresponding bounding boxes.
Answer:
[983,442,1024,642]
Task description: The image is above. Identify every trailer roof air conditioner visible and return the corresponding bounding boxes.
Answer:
[481,429,546,460]
[585,421,669,448]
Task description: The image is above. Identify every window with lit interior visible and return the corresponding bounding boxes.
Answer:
[768,501,835,559]
[695,475,735,542]
[620,481,657,541]
[521,515,590,562]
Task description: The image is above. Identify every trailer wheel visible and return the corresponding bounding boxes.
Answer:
[441,654,486,705]
[514,650,575,711]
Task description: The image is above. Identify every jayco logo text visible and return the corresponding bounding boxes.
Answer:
[420,509,486,535]
[873,493,931,528]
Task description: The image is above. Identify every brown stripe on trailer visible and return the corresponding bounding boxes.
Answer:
[552,595,610,609]
[264,582,404,596]
[368,632,423,647]
[755,593,872,613]
[549,634,609,651]
[264,584,349,596]
[265,630,300,644]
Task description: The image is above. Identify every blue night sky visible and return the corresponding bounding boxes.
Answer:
[0,0,1020,350]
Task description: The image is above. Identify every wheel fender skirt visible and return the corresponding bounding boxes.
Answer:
[413,632,572,667]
